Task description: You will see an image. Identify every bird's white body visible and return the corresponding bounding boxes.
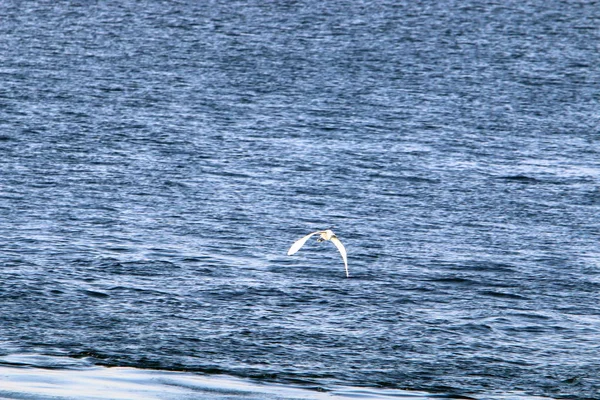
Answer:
[287,229,349,277]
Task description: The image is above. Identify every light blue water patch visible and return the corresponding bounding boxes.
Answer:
[0,355,445,400]
[0,355,555,400]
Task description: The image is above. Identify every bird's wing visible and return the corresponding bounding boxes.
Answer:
[287,231,323,256]
[330,236,349,277]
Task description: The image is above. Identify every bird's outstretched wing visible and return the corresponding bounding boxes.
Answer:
[287,231,323,256]
[330,236,349,278]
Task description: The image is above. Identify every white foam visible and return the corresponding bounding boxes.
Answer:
[0,357,429,400]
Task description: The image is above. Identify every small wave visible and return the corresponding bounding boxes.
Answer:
[478,290,529,300]
[80,289,110,299]
[427,277,478,286]
[0,354,497,400]
[496,175,539,183]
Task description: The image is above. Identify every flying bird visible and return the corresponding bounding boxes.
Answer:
[287,229,349,277]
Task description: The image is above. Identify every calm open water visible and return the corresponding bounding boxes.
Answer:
[1,1,599,399]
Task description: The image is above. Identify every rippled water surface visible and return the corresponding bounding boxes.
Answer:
[1,1,599,399]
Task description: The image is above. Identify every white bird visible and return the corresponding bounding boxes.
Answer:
[287,229,349,277]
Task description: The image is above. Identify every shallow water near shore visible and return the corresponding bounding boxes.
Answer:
[1,0,599,399]
[0,355,550,400]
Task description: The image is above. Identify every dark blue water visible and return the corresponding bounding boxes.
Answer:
[1,1,599,399]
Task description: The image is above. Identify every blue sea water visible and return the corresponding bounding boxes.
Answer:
[1,1,599,399]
